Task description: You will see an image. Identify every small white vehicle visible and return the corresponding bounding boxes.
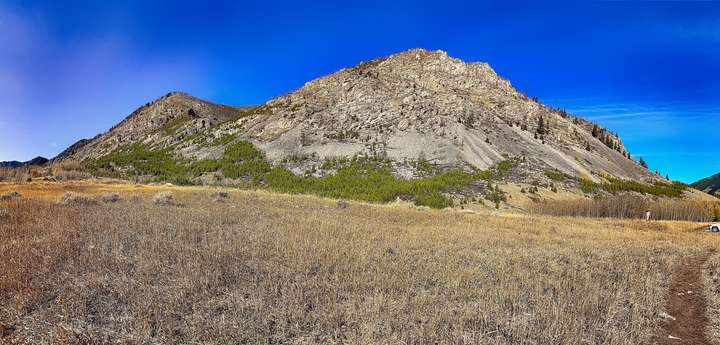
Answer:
[710,224,720,233]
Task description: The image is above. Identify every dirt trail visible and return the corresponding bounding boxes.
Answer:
[655,252,713,345]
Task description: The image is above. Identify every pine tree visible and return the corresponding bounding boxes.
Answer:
[591,125,599,138]
[639,157,648,169]
[536,116,546,136]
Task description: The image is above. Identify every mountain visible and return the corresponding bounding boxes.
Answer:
[54,92,249,162]
[56,48,653,183]
[692,173,720,196]
[0,156,49,168]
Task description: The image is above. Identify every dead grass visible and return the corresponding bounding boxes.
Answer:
[703,254,720,343]
[1,184,720,344]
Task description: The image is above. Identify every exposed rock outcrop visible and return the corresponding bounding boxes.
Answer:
[56,48,653,182]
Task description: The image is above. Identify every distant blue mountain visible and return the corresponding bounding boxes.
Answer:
[0,156,49,168]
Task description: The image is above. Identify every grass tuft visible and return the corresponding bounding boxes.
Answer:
[61,192,97,206]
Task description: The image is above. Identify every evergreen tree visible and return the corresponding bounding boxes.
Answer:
[536,116,546,136]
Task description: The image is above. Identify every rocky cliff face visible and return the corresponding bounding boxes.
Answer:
[57,48,653,182]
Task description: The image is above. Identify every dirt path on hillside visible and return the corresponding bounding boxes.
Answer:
[655,252,714,345]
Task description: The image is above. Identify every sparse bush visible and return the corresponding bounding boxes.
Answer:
[580,177,688,198]
[210,191,229,199]
[160,114,190,135]
[210,133,235,147]
[61,192,98,206]
[100,193,121,203]
[0,191,21,201]
[153,191,174,205]
[414,192,452,209]
[485,184,507,209]
[410,157,438,177]
[211,191,230,202]
[545,169,569,182]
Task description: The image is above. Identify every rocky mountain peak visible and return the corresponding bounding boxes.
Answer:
[57,48,653,183]
[56,91,243,161]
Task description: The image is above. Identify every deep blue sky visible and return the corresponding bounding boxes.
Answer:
[1,1,718,182]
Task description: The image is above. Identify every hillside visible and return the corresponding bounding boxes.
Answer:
[55,92,249,162]
[55,49,667,203]
[693,173,720,196]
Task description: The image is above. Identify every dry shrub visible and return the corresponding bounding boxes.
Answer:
[210,191,229,202]
[0,168,31,183]
[51,161,90,181]
[61,192,98,206]
[337,200,349,209]
[153,191,174,205]
[100,193,121,203]
[0,168,11,182]
[0,191,21,201]
[532,195,719,222]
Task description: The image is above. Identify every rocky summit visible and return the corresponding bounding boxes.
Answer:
[56,48,653,183]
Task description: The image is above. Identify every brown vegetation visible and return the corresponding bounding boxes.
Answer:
[703,254,720,343]
[0,160,91,184]
[531,195,720,222]
[0,167,32,183]
[152,191,174,205]
[1,185,720,344]
[50,160,91,181]
[61,192,99,206]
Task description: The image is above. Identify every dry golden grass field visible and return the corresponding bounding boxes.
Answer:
[2,181,720,344]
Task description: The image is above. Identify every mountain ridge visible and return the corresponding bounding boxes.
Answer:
[0,156,49,168]
[55,48,655,185]
[692,173,720,196]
